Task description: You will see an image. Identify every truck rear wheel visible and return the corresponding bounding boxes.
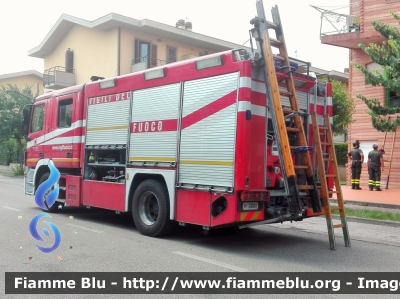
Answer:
[38,173,64,213]
[132,179,176,237]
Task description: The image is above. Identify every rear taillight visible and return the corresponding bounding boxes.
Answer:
[240,190,270,201]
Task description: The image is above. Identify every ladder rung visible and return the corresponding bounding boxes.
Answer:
[320,142,332,146]
[329,190,340,194]
[279,90,293,97]
[325,174,336,178]
[283,108,295,114]
[330,207,342,211]
[270,38,282,47]
[266,20,279,30]
[323,158,333,161]
[286,127,301,133]
[294,165,309,169]
[333,224,343,229]
[298,185,314,190]
[319,126,329,130]
[272,54,285,62]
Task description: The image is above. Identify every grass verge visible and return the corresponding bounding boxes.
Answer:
[0,171,13,177]
[331,206,400,222]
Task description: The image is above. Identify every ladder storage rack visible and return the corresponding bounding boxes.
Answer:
[251,1,322,217]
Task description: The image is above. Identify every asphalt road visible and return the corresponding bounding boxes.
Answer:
[1,175,399,299]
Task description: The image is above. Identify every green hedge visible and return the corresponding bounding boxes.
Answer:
[335,142,348,165]
[0,139,18,166]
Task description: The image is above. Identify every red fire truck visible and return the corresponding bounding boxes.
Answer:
[22,47,333,237]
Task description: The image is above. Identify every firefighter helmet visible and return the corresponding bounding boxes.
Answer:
[373,143,378,149]
[352,140,360,147]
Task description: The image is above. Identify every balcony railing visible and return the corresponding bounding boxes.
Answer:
[320,13,360,38]
[43,66,76,89]
[311,5,360,39]
[131,56,168,73]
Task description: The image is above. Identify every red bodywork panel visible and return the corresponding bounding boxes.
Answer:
[81,181,125,211]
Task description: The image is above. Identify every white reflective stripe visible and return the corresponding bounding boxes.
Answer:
[27,134,47,148]
[42,136,84,145]
[307,115,324,126]
[315,97,327,105]
[327,96,333,106]
[238,101,251,111]
[238,101,266,117]
[251,80,266,94]
[239,76,266,93]
[329,116,333,125]
[27,120,86,148]
[239,76,252,89]
[251,104,266,117]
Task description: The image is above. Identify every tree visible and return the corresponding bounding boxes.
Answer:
[0,84,33,167]
[320,78,355,135]
[351,11,400,132]
[331,79,355,136]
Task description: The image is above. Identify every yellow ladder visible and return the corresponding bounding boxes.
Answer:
[311,112,351,250]
[252,1,321,215]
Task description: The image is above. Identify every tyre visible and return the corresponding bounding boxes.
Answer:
[38,173,64,213]
[132,179,177,237]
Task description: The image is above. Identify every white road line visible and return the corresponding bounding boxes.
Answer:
[2,206,22,212]
[66,223,103,233]
[173,251,247,272]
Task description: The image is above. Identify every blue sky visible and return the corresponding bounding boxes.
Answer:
[1,0,352,75]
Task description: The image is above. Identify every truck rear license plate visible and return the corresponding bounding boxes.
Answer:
[243,202,259,210]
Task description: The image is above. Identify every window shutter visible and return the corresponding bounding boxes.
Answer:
[150,44,157,68]
[65,49,74,73]
[134,39,140,63]
[167,47,177,63]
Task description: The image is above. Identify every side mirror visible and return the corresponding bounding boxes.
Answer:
[22,104,33,138]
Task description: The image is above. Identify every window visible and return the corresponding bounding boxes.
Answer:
[166,46,177,63]
[134,39,157,68]
[365,63,400,107]
[386,90,400,107]
[383,69,400,107]
[365,62,383,85]
[58,99,73,128]
[30,105,45,133]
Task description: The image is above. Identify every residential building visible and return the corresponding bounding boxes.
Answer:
[0,70,43,96]
[28,14,243,90]
[319,0,400,188]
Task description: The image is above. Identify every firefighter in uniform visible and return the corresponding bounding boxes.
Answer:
[367,144,384,191]
[348,140,364,190]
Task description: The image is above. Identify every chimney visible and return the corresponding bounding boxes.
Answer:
[344,68,349,73]
[185,22,192,31]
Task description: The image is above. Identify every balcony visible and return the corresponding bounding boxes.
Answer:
[321,13,362,48]
[131,56,167,73]
[311,5,367,49]
[43,66,76,89]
